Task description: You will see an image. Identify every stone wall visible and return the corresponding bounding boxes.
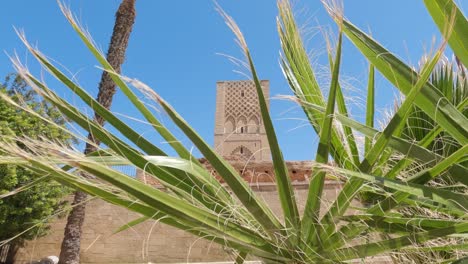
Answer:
[16,159,390,263]
[16,181,343,263]
[138,160,317,187]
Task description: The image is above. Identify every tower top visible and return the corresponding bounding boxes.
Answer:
[213,80,270,161]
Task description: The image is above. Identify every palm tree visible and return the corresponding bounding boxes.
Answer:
[58,1,136,263]
[390,57,467,263]
[3,0,467,262]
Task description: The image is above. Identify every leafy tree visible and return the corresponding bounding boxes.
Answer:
[0,74,72,263]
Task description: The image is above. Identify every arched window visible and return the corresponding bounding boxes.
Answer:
[248,115,259,133]
[230,145,254,161]
[225,116,235,133]
[237,116,247,134]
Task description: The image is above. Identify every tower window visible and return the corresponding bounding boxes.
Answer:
[240,127,244,133]
[240,147,243,154]
[241,91,244,97]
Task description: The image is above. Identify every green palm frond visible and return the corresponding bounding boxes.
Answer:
[1,0,467,263]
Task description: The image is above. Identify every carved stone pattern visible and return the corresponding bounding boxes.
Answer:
[230,145,255,161]
[224,81,260,123]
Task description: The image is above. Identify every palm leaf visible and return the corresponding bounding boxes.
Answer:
[332,16,468,145]
[12,70,231,212]
[321,222,468,261]
[57,4,198,163]
[321,44,446,236]
[277,0,355,170]
[324,32,360,164]
[316,165,468,212]
[424,0,468,68]
[153,90,284,236]
[365,65,375,154]
[217,4,301,239]
[299,101,468,186]
[302,30,343,250]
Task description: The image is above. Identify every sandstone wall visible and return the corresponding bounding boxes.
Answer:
[139,160,318,187]
[16,181,343,263]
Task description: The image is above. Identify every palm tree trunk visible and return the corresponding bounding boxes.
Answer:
[58,1,136,263]
[5,242,20,264]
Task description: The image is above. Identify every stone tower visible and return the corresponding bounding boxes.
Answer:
[214,80,270,161]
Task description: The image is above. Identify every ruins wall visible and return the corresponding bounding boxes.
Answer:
[16,161,344,263]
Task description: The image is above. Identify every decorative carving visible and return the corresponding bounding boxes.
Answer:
[225,81,261,121]
[230,145,255,161]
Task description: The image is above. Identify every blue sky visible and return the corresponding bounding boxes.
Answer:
[0,1,465,161]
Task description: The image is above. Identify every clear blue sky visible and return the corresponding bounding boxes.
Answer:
[1,1,466,160]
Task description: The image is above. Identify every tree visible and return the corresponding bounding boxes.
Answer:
[0,74,72,263]
[58,1,136,263]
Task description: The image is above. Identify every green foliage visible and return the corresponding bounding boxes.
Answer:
[403,58,467,159]
[387,58,468,262]
[1,0,467,263]
[0,74,71,245]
